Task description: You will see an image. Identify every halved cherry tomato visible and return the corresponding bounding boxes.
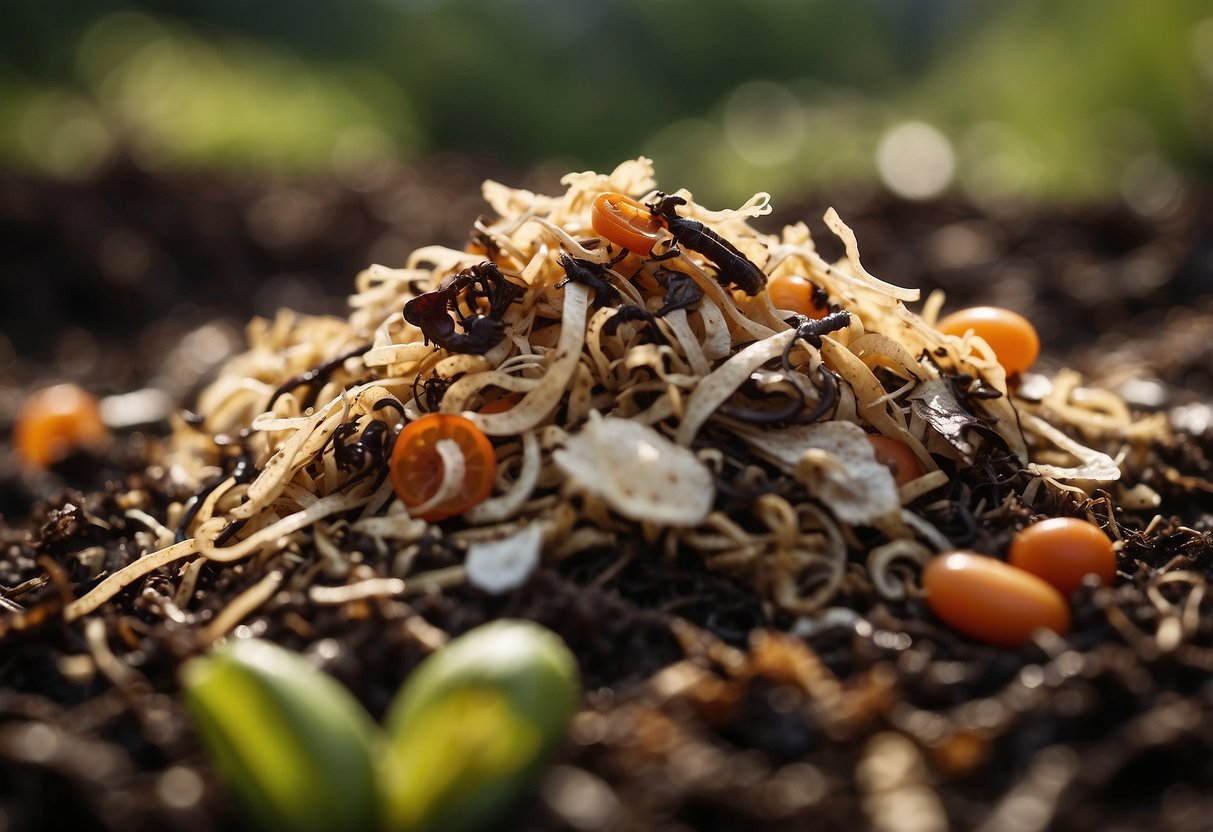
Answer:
[767,274,829,319]
[590,192,664,254]
[1008,517,1116,596]
[866,434,925,487]
[936,306,1040,376]
[14,383,108,469]
[390,413,496,521]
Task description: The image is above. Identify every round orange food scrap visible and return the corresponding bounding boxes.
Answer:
[1008,517,1117,596]
[865,434,925,487]
[767,274,829,319]
[936,306,1040,376]
[922,552,1070,648]
[14,383,108,469]
[478,393,524,414]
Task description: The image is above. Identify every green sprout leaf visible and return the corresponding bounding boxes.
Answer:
[181,638,381,832]
[381,618,581,832]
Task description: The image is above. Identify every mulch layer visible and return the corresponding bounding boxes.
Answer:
[2,160,1213,831]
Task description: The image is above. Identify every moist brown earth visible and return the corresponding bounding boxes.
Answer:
[2,160,1213,831]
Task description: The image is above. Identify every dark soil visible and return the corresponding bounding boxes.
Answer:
[3,159,1213,832]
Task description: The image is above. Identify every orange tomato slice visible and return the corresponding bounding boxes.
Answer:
[590,192,664,254]
[390,413,496,521]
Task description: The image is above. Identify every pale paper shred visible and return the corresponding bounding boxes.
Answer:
[554,414,714,527]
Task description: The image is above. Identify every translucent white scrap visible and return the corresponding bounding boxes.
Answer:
[759,421,902,525]
[789,607,863,638]
[1117,482,1161,511]
[1021,412,1121,482]
[100,388,173,429]
[465,523,544,595]
[553,414,714,526]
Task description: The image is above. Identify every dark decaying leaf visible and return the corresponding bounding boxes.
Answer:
[909,378,1005,459]
[654,268,704,316]
[602,306,666,343]
[403,262,521,354]
[557,253,621,307]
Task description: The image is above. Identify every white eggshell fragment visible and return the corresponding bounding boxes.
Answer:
[465,524,544,595]
[553,414,714,526]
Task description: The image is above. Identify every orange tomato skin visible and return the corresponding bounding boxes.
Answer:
[1008,517,1117,596]
[865,434,925,487]
[389,413,496,522]
[936,306,1040,376]
[13,383,107,469]
[590,192,664,254]
[767,274,829,319]
[477,395,522,414]
[923,552,1070,648]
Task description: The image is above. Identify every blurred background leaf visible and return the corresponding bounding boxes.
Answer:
[2,0,1210,205]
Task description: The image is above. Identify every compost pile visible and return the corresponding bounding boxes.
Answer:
[3,158,1213,832]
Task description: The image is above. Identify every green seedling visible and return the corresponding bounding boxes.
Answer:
[181,619,580,832]
[181,638,382,832]
[381,619,581,832]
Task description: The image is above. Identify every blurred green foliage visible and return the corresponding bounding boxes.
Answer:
[2,0,1211,204]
